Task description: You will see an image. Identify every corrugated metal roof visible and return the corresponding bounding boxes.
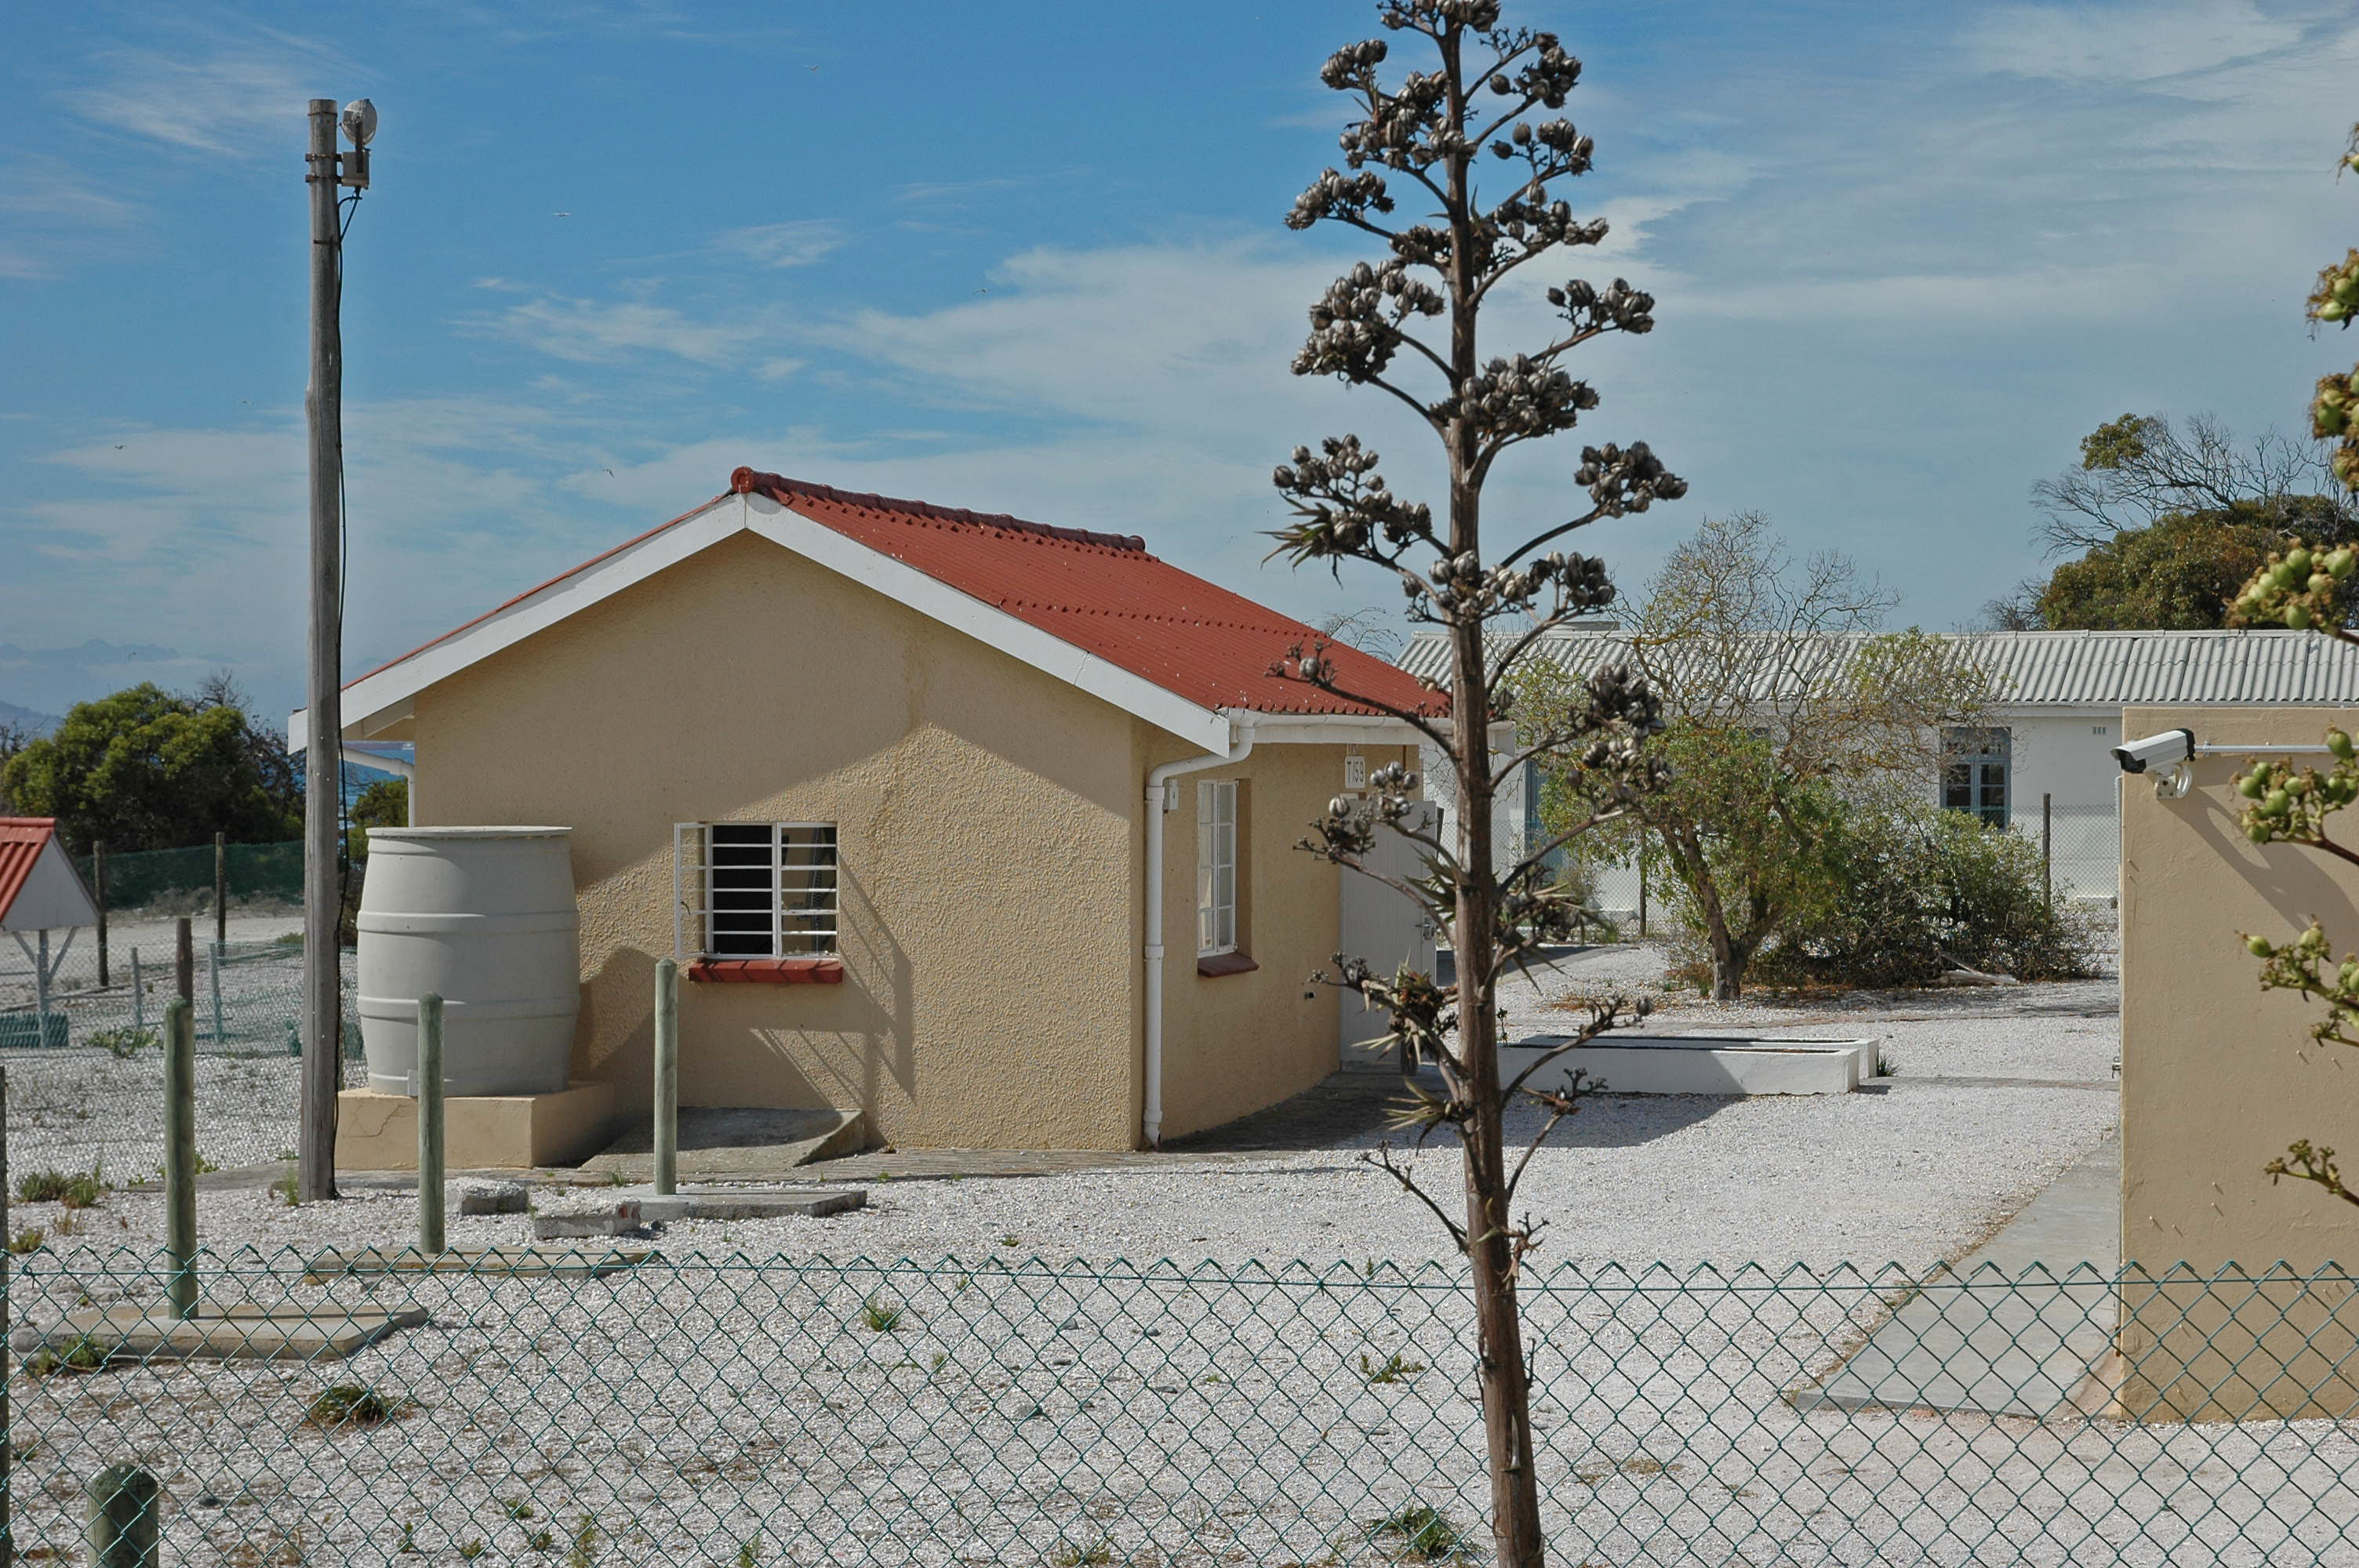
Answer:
[736,470,1442,720]
[1398,628,2359,707]
[0,818,57,927]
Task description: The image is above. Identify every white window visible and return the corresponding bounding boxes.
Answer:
[1197,780,1238,957]
[673,822,838,958]
[1942,728,2010,829]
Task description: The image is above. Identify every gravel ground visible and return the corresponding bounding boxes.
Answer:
[5,1250,2354,1565]
[0,943,2199,1565]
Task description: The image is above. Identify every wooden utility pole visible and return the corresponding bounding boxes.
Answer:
[301,97,370,1202]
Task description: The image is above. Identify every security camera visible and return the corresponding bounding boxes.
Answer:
[2114,728,2194,775]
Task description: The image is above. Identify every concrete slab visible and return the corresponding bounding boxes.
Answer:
[1504,1033,1877,1096]
[1791,1133,2121,1418]
[301,1245,647,1280]
[528,1185,865,1238]
[580,1107,866,1179]
[13,1302,427,1364]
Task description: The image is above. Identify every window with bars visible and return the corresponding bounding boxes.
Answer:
[1197,780,1238,958]
[1941,727,2011,829]
[673,822,838,959]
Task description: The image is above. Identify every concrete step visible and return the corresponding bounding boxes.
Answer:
[578,1107,867,1179]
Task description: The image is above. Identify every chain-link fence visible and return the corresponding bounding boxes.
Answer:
[75,839,309,916]
[0,938,357,1058]
[5,1251,2359,1564]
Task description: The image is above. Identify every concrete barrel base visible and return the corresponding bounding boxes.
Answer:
[336,1083,616,1171]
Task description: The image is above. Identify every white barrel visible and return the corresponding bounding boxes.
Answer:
[357,827,580,1098]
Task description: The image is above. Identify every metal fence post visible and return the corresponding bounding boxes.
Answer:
[653,958,678,1196]
[416,994,445,1255]
[31,934,46,1038]
[129,949,143,1035]
[93,842,107,991]
[173,920,191,1006]
[2042,791,2054,911]
[163,999,196,1323]
[206,942,224,1047]
[82,1465,158,1568]
[1637,856,1648,941]
[213,831,227,951]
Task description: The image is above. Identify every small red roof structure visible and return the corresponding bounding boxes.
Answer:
[327,469,1445,756]
[0,819,100,933]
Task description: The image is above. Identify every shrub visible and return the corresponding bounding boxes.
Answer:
[89,1025,157,1059]
[1730,793,2103,989]
[16,1169,104,1208]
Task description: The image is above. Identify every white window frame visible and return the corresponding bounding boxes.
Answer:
[1197,780,1238,958]
[1941,727,2011,829]
[673,821,838,959]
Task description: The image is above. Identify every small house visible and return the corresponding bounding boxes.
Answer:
[312,468,1441,1159]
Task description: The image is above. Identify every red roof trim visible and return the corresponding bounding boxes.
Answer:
[729,468,1147,554]
[0,818,60,928]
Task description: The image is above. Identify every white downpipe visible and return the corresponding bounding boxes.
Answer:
[1142,714,1256,1149]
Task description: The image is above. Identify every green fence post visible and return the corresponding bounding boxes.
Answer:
[417,993,445,1255]
[163,999,196,1323]
[206,940,223,1047]
[82,1464,158,1568]
[653,957,678,1196]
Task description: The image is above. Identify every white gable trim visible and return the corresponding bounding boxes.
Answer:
[311,490,1242,754]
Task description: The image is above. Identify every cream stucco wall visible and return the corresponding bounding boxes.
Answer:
[1147,741,1418,1141]
[2119,702,2359,1417]
[413,530,1146,1150]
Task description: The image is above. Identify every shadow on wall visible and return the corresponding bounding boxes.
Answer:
[758,865,911,1119]
[2201,786,2354,919]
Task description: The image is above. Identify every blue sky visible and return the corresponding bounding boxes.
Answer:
[4,0,2357,724]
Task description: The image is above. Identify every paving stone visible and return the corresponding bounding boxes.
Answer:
[12,1303,426,1363]
[303,1244,647,1279]
[529,1200,643,1240]
[634,1188,866,1222]
[454,1179,530,1215]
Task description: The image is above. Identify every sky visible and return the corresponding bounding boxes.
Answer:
[3,0,2357,726]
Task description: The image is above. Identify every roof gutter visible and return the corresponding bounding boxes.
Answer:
[1141,713,1256,1149]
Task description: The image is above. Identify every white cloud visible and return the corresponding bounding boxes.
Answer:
[1956,0,2306,85]
[58,27,347,158]
[708,220,844,269]
[462,295,756,365]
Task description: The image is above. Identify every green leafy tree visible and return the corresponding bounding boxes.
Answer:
[0,684,300,855]
[348,778,408,860]
[2036,510,2281,630]
[1270,4,1683,1559]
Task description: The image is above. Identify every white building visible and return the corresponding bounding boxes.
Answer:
[1400,628,2359,916]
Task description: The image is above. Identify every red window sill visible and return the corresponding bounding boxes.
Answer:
[1197,953,1259,978]
[687,956,845,985]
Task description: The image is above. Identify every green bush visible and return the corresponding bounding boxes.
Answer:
[1733,795,2103,989]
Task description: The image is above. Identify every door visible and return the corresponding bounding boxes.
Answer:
[1337,801,1439,1058]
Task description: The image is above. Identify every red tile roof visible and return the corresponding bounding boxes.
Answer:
[351,470,1444,724]
[729,469,1443,720]
[0,818,59,928]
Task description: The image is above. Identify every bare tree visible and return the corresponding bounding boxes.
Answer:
[1314,607,1408,663]
[1267,4,1683,1559]
[1601,513,1995,999]
[2034,411,2352,555]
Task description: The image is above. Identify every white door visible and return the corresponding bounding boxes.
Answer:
[1338,801,1439,1058]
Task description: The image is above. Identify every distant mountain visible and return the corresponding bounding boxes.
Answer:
[0,698,62,737]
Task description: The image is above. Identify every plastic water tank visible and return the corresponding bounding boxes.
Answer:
[356,826,580,1098]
